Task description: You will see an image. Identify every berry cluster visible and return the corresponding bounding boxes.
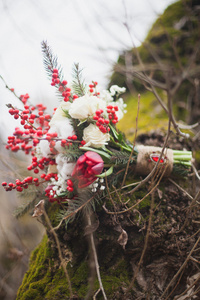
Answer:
[41,172,58,182]
[67,179,74,192]
[89,81,98,94]
[107,105,119,125]
[60,135,78,147]
[8,103,49,128]
[93,105,119,133]
[27,156,56,173]
[6,127,43,155]
[20,93,30,105]
[2,176,40,192]
[93,109,110,133]
[50,68,79,102]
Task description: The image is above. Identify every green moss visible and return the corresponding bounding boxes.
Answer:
[118,92,168,140]
[17,233,131,299]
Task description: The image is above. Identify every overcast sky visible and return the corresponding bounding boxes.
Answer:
[0,0,176,138]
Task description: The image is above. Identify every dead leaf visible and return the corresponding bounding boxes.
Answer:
[117,229,128,249]
[84,219,99,236]
[32,200,45,218]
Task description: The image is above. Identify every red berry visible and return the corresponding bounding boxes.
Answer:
[72,135,77,140]
[62,80,67,85]
[67,179,73,187]
[16,186,23,192]
[52,73,58,79]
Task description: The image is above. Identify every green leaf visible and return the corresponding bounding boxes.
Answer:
[81,146,111,159]
[96,166,114,178]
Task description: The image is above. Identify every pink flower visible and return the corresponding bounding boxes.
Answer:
[72,151,104,188]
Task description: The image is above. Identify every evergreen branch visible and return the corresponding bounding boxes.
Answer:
[41,41,66,100]
[14,193,40,219]
[63,143,84,162]
[62,108,86,140]
[41,40,63,81]
[110,150,137,166]
[55,191,95,230]
[71,63,86,96]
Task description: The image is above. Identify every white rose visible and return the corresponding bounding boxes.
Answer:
[83,124,110,148]
[69,95,106,120]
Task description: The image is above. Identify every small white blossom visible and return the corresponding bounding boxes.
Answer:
[101,90,113,102]
[100,178,104,183]
[100,185,105,190]
[110,85,126,96]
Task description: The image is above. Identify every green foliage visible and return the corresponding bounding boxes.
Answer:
[110,149,136,166]
[63,143,83,163]
[41,41,65,100]
[71,63,86,96]
[41,41,63,83]
[14,186,43,219]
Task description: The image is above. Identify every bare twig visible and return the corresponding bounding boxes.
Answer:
[126,180,156,293]
[43,209,73,298]
[121,93,140,187]
[86,212,107,300]
[161,236,200,299]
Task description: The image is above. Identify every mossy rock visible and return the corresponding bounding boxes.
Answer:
[110,0,200,124]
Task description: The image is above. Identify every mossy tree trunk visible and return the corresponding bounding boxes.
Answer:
[16,133,200,299]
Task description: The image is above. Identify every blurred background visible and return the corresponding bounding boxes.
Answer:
[0,0,177,299]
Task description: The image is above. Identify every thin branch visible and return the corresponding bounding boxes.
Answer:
[43,209,73,298]
[121,93,140,187]
[86,212,107,300]
[126,181,156,293]
[161,236,200,299]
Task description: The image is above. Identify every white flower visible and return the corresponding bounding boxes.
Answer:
[110,85,126,96]
[55,154,75,181]
[83,124,110,148]
[49,101,74,140]
[69,95,106,120]
[49,101,71,124]
[101,90,113,102]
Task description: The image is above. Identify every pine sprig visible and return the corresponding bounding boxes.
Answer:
[110,150,136,166]
[14,193,40,219]
[71,63,86,96]
[56,189,94,228]
[62,108,85,140]
[41,40,65,101]
[63,143,84,162]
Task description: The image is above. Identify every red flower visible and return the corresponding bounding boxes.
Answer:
[72,151,104,188]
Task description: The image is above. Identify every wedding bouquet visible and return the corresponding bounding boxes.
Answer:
[1,42,192,218]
